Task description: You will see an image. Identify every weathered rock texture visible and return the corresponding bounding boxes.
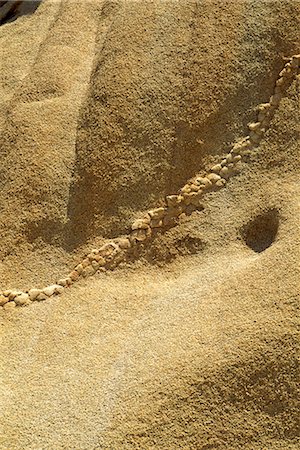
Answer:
[0,1,299,449]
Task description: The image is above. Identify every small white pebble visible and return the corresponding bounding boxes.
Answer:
[257,103,270,112]
[248,122,261,132]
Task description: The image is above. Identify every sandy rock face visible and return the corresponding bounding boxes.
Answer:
[0,1,299,450]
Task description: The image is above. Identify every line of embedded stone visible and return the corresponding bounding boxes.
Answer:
[1,54,299,310]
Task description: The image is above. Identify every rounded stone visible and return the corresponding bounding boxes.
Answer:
[94,255,106,265]
[43,285,62,297]
[8,290,22,301]
[57,279,68,287]
[231,139,250,154]
[195,176,208,185]
[14,293,31,306]
[202,177,213,188]
[190,183,201,192]
[28,289,42,301]
[233,155,242,163]
[55,286,64,294]
[0,295,9,306]
[181,184,192,194]
[3,290,11,297]
[116,237,131,249]
[207,173,221,183]
[220,166,229,178]
[82,258,90,268]
[36,293,48,302]
[210,164,222,174]
[69,270,80,282]
[88,253,98,261]
[75,264,84,275]
[3,301,16,311]
[82,266,96,278]
[226,153,233,163]
[215,178,226,187]
[91,260,100,270]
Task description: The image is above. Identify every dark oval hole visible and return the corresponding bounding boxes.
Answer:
[0,1,42,26]
[241,208,279,253]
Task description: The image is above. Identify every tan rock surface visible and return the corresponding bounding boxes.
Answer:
[0,1,299,449]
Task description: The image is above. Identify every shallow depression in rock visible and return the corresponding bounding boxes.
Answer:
[241,208,280,253]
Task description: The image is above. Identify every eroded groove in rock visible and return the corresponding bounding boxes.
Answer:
[0,54,299,310]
